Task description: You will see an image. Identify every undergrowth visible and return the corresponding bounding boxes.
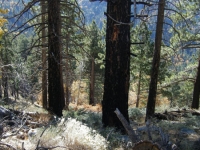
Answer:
[63,107,133,149]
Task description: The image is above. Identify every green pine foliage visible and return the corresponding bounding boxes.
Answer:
[83,20,105,103]
[160,0,200,107]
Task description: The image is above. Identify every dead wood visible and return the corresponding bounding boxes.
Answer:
[114,108,138,143]
[154,109,200,121]
[0,141,17,150]
[114,108,179,150]
[0,106,11,119]
[36,146,67,150]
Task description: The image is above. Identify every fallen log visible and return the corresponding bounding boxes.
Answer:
[114,108,178,150]
[154,109,200,121]
[0,141,17,150]
[114,108,138,143]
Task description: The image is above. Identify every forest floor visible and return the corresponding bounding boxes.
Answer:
[0,97,200,150]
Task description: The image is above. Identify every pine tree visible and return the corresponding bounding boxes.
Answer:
[191,57,200,109]
[146,0,165,120]
[102,0,131,131]
[48,0,64,116]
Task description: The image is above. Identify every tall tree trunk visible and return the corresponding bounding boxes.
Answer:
[65,34,70,110]
[191,58,200,109]
[102,0,131,131]
[48,0,64,117]
[89,58,95,105]
[146,0,165,120]
[2,69,8,100]
[136,70,141,108]
[41,0,47,109]
[0,78,2,98]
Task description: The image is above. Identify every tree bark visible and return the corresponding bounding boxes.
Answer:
[89,58,95,105]
[65,34,70,110]
[102,0,131,131]
[0,78,2,98]
[2,68,8,100]
[48,0,64,117]
[136,70,141,108]
[41,0,47,109]
[146,0,165,120]
[191,58,200,109]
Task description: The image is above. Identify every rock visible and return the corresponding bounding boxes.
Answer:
[28,129,37,137]
[0,106,11,119]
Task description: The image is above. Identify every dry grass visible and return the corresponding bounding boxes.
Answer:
[1,80,198,150]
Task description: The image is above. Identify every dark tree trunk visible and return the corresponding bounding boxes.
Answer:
[89,58,95,105]
[136,70,141,108]
[41,0,47,109]
[65,34,70,110]
[146,0,165,120]
[48,0,64,117]
[102,0,131,131]
[0,79,2,98]
[2,68,8,100]
[191,58,200,109]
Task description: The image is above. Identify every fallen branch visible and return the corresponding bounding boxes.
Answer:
[2,115,28,139]
[35,118,57,149]
[114,108,138,143]
[0,141,17,150]
[36,146,67,150]
[146,120,152,141]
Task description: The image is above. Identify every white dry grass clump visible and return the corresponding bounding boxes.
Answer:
[60,118,108,150]
[2,118,108,150]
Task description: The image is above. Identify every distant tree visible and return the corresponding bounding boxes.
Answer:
[1,36,11,101]
[102,0,131,131]
[163,0,200,108]
[48,0,64,116]
[0,8,7,99]
[84,21,104,105]
[130,23,154,108]
[191,57,200,109]
[60,0,85,109]
[146,0,165,120]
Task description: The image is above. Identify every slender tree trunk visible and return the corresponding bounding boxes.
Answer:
[146,0,165,120]
[60,43,65,109]
[76,65,82,106]
[102,0,131,131]
[65,34,70,110]
[89,58,95,105]
[2,68,8,101]
[13,80,16,101]
[191,58,200,109]
[170,94,173,108]
[41,0,47,109]
[2,38,9,101]
[136,70,141,108]
[0,78,2,98]
[48,0,64,117]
